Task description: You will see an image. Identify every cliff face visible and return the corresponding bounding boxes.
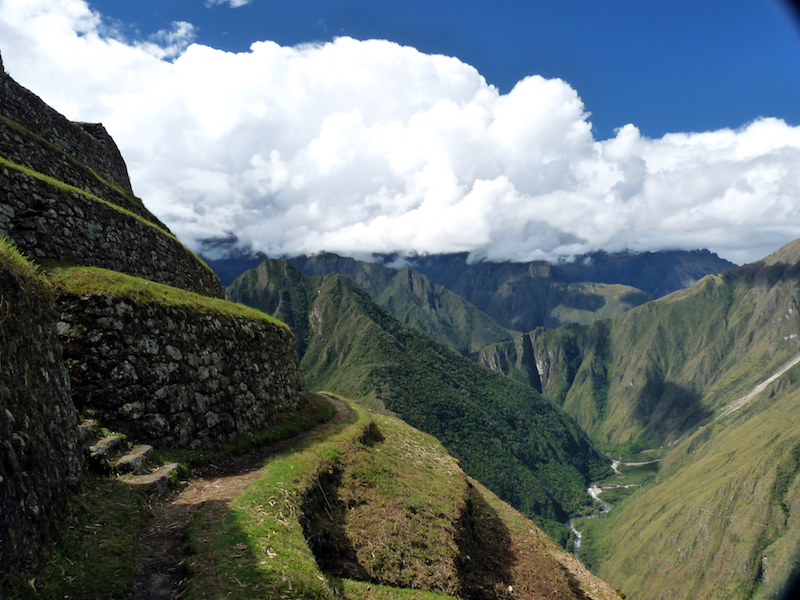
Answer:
[0,51,308,584]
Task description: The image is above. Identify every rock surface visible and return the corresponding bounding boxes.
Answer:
[58,293,308,447]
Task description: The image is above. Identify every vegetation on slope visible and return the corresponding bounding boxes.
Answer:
[482,240,800,449]
[186,395,619,600]
[528,238,800,599]
[228,260,610,541]
[581,366,800,600]
[285,252,514,356]
[46,265,288,328]
[6,395,336,599]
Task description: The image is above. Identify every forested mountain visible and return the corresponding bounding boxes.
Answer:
[287,252,515,355]
[228,259,610,541]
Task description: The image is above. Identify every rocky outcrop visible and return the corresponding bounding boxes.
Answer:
[0,50,133,193]
[58,290,308,447]
[0,164,223,298]
[0,246,81,586]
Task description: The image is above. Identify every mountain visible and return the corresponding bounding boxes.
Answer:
[406,249,736,298]
[395,250,733,332]
[227,259,610,541]
[479,238,800,598]
[205,248,732,336]
[284,252,515,356]
[1,50,621,599]
[551,248,739,296]
[480,241,800,449]
[580,240,800,600]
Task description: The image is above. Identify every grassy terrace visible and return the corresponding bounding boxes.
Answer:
[0,156,218,281]
[0,115,144,211]
[185,395,465,599]
[46,264,287,328]
[7,394,337,599]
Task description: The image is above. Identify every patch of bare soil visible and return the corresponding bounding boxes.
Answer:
[129,395,350,600]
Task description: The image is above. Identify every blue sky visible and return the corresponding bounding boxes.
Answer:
[86,0,800,140]
[2,0,800,264]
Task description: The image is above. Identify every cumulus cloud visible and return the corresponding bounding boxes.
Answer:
[1,0,799,265]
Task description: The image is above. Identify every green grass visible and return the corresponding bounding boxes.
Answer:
[7,473,152,600]
[583,375,800,600]
[0,156,218,281]
[184,396,369,599]
[0,237,42,282]
[5,395,338,599]
[46,264,289,328]
[185,396,472,599]
[0,115,144,209]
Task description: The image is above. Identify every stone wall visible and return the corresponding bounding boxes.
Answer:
[0,164,224,299]
[0,116,167,229]
[58,293,308,447]
[0,50,133,193]
[0,248,81,586]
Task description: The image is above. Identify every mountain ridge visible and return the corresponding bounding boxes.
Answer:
[227,259,611,541]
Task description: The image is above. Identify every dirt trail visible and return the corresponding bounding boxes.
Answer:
[129,395,350,600]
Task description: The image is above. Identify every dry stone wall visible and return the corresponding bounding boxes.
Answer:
[0,253,81,586]
[0,165,224,298]
[0,51,133,193]
[58,293,308,447]
[0,116,167,229]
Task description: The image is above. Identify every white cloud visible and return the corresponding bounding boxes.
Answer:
[205,0,253,8]
[1,0,800,265]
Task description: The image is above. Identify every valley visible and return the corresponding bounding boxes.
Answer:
[3,45,800,600]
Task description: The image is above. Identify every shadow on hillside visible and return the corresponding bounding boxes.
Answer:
[725,261,800,288]
[456,482,515,600]
[636,376,714,444]
[299,466,367,580]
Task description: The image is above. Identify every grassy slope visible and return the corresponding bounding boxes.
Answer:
[228,261,610,541]
[186,396,619,600]
[552,239,800,599]
[582,370,800,600]
[485,240,800,449]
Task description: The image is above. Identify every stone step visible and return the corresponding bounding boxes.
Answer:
[86,434,126,474]
[77,419,98,444]
[121,463,179,494]
[113,444,154,474]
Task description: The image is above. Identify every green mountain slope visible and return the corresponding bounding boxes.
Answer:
[480,240,800,448]
[410,257,652,332]
[187,396,620,600]
[228,260,610,541]
[489,238,800,599]
[285,253,515,356]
